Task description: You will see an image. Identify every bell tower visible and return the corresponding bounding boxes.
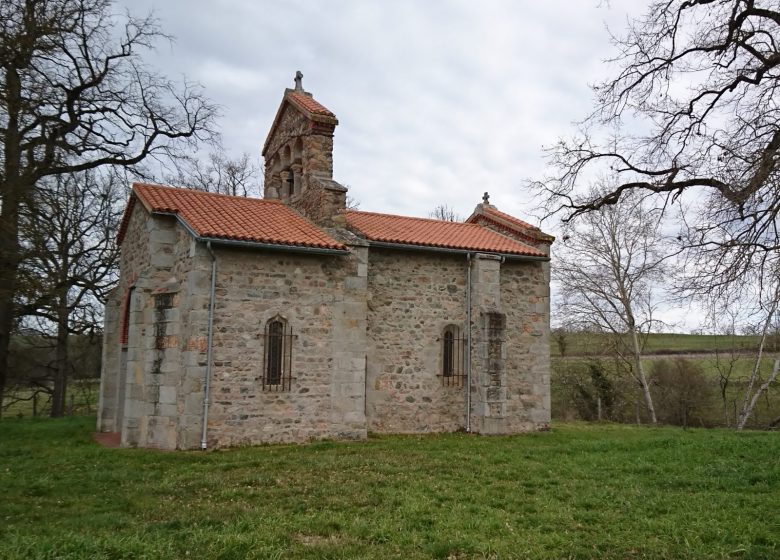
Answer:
[262,72,347,226]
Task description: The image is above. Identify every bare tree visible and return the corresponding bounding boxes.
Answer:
[0,0,217,403]
[555,191,669,423]
[707,277,780,428]
[735,282,780,429]
[170,150,262,197]
[551,326,570,357]
[710,308,745,427]
[535,1,780,299]
[16,170,122,417]
[429,204,461,222]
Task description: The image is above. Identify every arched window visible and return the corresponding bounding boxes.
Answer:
[441,325,465,387]
[264,316,293,391]
[293,137,303,163]
[287,168,295,197]
[443,329,455,377]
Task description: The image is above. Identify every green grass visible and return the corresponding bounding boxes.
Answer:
[552,332,764,357]
[554,354,774,381]
[1,418,779,559]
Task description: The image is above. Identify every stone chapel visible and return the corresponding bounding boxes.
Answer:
[97,74,554,450]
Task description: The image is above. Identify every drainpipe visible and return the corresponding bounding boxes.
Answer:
[201,241,217,450]
[466,252,473,433]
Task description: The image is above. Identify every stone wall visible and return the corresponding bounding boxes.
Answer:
[469,254,507,434]
[102,202,551,449]
[204,244,367,447]
[97,203,151,433]
[120,212,183,448]
[365,249,551,435]
[97,290,120,432]
[365,250,469,433]
[500,260,551,431]
[121,224,217,451]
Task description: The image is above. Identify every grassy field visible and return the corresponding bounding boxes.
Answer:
[1,379,100,418]
[551,332,764,357]
[551,354,780,427]
[1,417,779,559]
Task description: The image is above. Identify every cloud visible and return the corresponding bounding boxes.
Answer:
[120,0,648,216]
[118,0,711,328]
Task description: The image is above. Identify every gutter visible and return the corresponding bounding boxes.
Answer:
[466,253,473,433]
[367,240,549,262]
[201,241,217,450]
[156,211,350,256]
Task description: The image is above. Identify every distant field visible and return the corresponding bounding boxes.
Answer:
[1,417,779,559]
[1,379,99,419]
[551,332,764,357]
[551,352,780,428]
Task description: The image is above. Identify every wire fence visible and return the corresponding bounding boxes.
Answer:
[1,379,100,419]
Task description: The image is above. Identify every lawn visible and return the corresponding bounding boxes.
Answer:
[2,418,779,559]
[551,332,764,357]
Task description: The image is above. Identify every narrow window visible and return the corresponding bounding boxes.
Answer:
[263,316,293,391]
[267,320,284,385]
[441,325,465,387]
[443,330,455,377]
[119,287,134,347]
[287,169,295,197]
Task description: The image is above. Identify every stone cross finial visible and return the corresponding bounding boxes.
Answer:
[294,70,304,92]
[483,192,490,204]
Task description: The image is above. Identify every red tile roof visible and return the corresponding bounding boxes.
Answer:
[118,183,346,251]
[287,92,335,117]
[482,207,540,231]
[343,210,547,257]
[467,206,554,244]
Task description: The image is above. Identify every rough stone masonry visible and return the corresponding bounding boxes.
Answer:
[98,73,553,449]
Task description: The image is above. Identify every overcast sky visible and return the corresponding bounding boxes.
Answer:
[116,0,651,221]
[115,0,704,330]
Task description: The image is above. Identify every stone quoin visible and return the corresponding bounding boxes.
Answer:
[98,72,554,449]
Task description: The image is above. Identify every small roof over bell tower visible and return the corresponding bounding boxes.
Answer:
[262,71,338,158]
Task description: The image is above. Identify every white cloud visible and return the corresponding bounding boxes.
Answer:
[115,0,708,330]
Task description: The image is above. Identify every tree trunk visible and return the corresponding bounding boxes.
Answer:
[50,289,70,418]
[737,358,780,430]
[0,189,21,416]
[737,297,779,430]
[0,66,24,413]
[629,325,657,424]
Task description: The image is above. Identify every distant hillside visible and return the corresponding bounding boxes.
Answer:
[551,332,767,357]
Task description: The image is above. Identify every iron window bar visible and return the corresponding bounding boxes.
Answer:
[438,327,467,387]
[262,321,296,391]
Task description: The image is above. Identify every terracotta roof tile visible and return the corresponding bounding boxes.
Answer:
[344,210,547,257]
[119,183,346,251]
[287,92,335,117]
[482,207,540,231]
[466,206,554,244]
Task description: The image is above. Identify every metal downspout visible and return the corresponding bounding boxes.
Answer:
[466,252,473,433]
[201,241,217,450]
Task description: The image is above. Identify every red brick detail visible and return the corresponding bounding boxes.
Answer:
[481,207,540,232]
[467,208,554,245]
[92,432,121,448]
[119,287,133,346]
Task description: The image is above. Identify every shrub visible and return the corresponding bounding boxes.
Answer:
[651,358,713,427]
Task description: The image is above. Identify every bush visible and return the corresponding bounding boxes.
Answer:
[651,358,713,427]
